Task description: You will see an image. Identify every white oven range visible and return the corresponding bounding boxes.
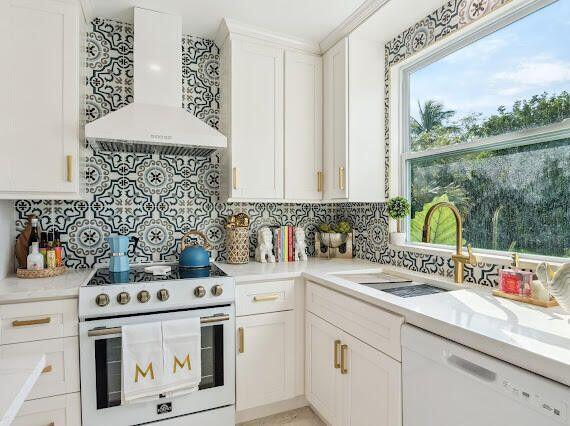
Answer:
[78,263,235,425]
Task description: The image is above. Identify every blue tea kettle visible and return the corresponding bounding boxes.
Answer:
[179,230,211,268]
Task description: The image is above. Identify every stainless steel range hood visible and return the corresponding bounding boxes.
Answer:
[85,7,226,157]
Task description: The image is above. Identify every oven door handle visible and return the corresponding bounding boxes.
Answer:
[87,314,231,337]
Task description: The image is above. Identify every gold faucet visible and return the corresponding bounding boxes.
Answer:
[422,201,477,284]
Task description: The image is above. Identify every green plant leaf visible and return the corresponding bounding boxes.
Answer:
[410,195,464,245]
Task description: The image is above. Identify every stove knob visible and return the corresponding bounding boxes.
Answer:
[95,293,110,307]
[117,292,131,305]
[137,290,151,303]
[157,288,169,302]
[194,286,206,298]
[211,285,223,297]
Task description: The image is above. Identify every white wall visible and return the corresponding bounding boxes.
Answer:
[0,201,14,279]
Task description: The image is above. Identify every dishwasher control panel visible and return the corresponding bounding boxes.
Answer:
[502,379,567,422]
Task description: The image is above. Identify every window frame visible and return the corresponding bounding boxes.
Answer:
[388,0,569,263]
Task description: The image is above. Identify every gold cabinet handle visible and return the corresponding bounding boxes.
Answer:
[232,167,239,190]
[340,344,348,374]
[253,294,279,302]
[317,171,323,192]
[66,155,73,182]
[42,365,53,374]
[338,167,345,191]
[333,340,341,369]
[238,327,244,353]
[12,317,51,327]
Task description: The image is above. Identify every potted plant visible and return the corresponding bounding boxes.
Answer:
[386,196,410,246]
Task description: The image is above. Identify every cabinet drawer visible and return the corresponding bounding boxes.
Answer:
[306,281,403,361]
[236,280,294,316]
[13,392,81,426]
[0,336,80,399]
[0,299,78,345]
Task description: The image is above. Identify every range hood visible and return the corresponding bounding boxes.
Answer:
[85,7,226,157]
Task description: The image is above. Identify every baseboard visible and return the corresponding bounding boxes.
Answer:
[235,395,308,423]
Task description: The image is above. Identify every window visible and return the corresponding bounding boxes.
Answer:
[402,0,570,259]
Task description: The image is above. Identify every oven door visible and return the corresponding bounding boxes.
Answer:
[79,305,235,426]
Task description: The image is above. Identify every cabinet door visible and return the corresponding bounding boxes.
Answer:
[0,0,80,197]
[323,37,349,200]
[284,50,323,200]
[236,311,295,411]
[230,39,284,199]
[13,392,81,426]
[305,312,343,425]
[340,331,402,426]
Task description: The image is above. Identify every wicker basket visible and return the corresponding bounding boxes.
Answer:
[17,266,67,279]
[227,226,249,264]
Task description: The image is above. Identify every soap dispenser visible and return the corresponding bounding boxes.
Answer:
[498,252,533,295]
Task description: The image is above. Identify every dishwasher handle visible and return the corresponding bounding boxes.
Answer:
[445,352,497,383]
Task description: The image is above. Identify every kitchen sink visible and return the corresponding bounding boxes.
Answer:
[332,272,453,298]
[379,283,450,298]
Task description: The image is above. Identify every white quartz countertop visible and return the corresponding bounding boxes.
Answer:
[214,258,385,282]
[216,258,570,387]
[0,269,91,304]
[0,354,46,425]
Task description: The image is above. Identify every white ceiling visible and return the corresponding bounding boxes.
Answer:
[353,0,448,43]
[89,0,367,44]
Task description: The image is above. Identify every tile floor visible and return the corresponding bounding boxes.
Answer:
[238,407,326,425]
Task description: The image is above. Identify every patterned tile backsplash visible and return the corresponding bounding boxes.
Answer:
[15,18,335,269]
[15,11,516,287]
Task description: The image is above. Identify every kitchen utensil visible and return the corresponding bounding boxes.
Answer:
[179,230,211,268]
[107,236,139,272]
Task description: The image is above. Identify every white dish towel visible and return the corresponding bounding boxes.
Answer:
[161,317,202,394]
[122,322,165,402]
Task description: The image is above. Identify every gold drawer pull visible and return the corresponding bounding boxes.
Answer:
[238,327,245,353]
[12,317,51,327]
[333,340,341,369]
[66,155,73,182]
[340,344,348,374]
[317,171,323,192]
[42,365,53,374]
[253,294,279,302]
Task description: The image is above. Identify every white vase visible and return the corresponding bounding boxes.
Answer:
[389,232,406,246]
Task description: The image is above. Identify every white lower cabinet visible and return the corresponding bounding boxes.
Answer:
[236,311,296,411]
[305,312,343,424]
[306,311,402,426]
[12,392,81,426]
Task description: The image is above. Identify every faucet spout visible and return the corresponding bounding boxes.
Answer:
[421,201,477,284]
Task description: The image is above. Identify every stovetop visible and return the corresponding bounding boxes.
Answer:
[87,263,227,286]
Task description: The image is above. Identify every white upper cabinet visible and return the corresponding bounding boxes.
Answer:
[222,38,284,200]
[218,20,324,202]
[0,0,84,199]
[323,35,385,202]
[323,38,349,200]
[284,51,323,200]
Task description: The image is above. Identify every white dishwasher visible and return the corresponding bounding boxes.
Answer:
[402,325,570,426]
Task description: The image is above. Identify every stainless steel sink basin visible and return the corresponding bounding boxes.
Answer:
[332,272,453,298]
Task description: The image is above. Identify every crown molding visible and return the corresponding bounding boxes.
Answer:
[214,18,321,54]
[319,0,391,53]
[78,0,94,24]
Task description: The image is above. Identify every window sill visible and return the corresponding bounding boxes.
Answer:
[388,241,566,270]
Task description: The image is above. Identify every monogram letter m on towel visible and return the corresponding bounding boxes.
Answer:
[122,317,202,403]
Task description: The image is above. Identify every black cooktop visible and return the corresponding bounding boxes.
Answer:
[87,263,227,286]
